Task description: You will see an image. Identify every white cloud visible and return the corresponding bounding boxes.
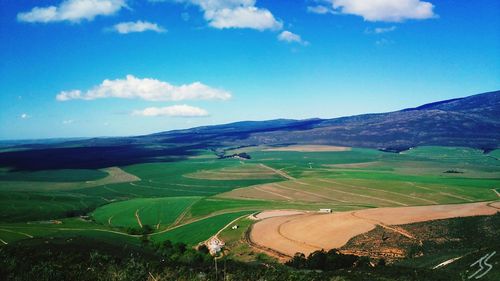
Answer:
[207,7,282,30]
[20,113,30,119]
[323,0,436,22]
[374,26,397,33]
[366,25,397,34]
[62,119,74,125]
[277,31,308,45]
[132,105,209,117]
[112,21,166,34]
[307,5,333,15]
[179,0,282,30]
[17,0,126,23]
[56,75,231,101]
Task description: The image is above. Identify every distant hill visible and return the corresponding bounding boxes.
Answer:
[0,90,498,170]
[146,90,500,151]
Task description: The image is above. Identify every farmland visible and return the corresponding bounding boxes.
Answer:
[92,197,201,230]
[0,145,499,276]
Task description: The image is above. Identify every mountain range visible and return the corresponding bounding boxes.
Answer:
[148,90,500,151]
[1,90,499,171]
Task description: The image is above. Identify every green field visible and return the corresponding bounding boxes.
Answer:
[150,211,252,245]
[92,197,201,229]
[0,145,499,252]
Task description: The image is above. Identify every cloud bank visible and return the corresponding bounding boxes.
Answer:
[132,105,209,117]
[17,0,126,23]
[56,75,231,101]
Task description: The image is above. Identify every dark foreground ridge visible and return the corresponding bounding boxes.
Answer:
[0,90,499,170]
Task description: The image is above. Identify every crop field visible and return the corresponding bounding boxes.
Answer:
[219,176,497,206]
[0,167,140,192]
[150,211,253,245]
[92,197,201,229]
[185,164,282,180]
[0,145,498,256]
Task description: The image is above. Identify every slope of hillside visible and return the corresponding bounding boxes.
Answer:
[151,90,500,151]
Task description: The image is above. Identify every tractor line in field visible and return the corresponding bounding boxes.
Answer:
[135,209,143,228]
[316,179,408,206]
[408,183,474,202]
[273,183,348,203]
[0,228,34,238]
[254,186,293,200]
[491,188,500,198]
[258,164,296,180]
[321,179,438,204]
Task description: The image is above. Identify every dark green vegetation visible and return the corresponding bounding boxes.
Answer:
[0,168,107,182]
[0,92,499,280]
[342,213,500,262]
[286,249,370,271]
[0,236,479,281]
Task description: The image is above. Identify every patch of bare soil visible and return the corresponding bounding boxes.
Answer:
[251,210,306,220]
[249,201,499,258]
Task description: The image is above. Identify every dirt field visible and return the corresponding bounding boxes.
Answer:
[87,167,140,186]
[249,201,500,257]
[251,210,306,220]
[264,145,351,152]
[184,164,279,180]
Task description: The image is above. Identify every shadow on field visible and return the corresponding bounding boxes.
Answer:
[0,144,203,171]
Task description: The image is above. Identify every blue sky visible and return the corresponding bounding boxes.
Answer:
[1,0,499,140]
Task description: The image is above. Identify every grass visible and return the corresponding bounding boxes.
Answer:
[219,146,499,206]
[217,217,261,262]
[184,163,281,180]
[92,197,201,230]
[489,149,500,158]
[0,191,107,222]
[0,145,499,249]
[0,169,107,182]
[150,211,253,245]
[0,167,139,192]
[0,217,140,245]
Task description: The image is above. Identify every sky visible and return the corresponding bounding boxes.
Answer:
[1,0,499,140]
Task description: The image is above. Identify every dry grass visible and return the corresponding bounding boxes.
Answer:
[264,145,351,152]
[184,164,280,180]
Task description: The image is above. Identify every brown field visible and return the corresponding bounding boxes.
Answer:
[264,145,351,152]
[249,201,500,258]
[251,210,306,220]
[184,164,280,180]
